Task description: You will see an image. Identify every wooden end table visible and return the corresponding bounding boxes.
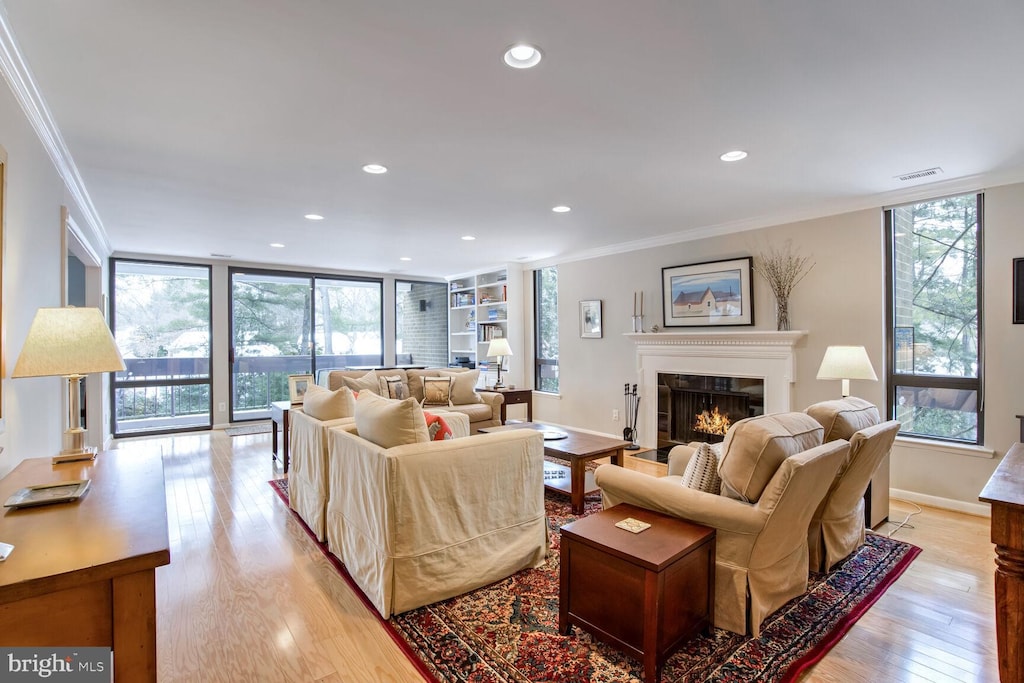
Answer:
[490,387,533,423]
[270,400,293,473]
[559,503,715,683]
[478,422,628,514]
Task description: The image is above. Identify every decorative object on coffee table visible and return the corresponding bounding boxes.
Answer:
[754,241,814,331]
[661,258,754,327]
[486,337,513,388]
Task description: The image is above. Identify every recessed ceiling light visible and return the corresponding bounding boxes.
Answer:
[399,256,412,261]
[503,44,543,69]
[552,205,571,213]
[362,164,388,174]
[461,235,476,241]
[270,243,285,248]
[304,213,324,221]
[720,150,748,162]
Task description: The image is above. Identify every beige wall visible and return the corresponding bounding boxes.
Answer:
[0,85,90,476]
[533,183,1024,508]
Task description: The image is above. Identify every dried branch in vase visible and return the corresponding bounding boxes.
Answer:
[754,242,815,331]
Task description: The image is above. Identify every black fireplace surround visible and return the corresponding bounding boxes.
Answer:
[656,372,765,460]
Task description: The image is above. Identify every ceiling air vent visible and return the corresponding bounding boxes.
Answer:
[210,252,233,258]
[894,167,943,182]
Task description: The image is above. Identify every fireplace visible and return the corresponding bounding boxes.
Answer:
[658,373,764,453]
[629,330,806,463]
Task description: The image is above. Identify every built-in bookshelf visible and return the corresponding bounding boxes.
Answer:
[447,265,523,388]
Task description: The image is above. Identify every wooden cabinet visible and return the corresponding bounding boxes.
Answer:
[448,264,523,388]
[0,451,170,683]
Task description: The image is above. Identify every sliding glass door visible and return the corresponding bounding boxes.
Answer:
[229,269,382,422]
[111,259,212,436]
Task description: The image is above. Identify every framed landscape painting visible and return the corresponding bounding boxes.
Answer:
[661,257,754,327]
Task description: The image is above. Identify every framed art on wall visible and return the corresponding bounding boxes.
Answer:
[580,300,602,338]
[661,257,754,327]
[288,374,314,404]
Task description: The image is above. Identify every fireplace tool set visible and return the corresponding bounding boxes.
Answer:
[622,383,641,450]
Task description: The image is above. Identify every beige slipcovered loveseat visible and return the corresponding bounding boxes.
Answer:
[594,412,849,636]
[321,367,503,431]
[324,391,548,618]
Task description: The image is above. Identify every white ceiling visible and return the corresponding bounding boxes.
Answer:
[3,1,1024,279]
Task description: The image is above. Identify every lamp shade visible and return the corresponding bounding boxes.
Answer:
[816,345,878,381]
[12,307,126,378]
[486,337,513,358]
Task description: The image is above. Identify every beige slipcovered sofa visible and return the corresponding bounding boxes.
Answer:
[288,383,469,542]
[324,393,548,618]
[805,397,900,571]
[594,412,849,636]
[321,367,503,431]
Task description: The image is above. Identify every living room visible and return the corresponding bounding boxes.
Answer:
[0,3,1022,681]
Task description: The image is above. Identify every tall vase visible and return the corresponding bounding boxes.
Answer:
[775,299,790,331]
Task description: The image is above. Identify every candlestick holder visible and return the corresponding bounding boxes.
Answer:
[631,315,644,333]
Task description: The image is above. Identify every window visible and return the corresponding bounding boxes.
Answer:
[110,259,212,436]
[534,266,559,392]
[395,280,448,368]
[885,192,983,444]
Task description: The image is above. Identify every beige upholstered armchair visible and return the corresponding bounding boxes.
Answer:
[805,398,900,571]
[594,412,849,637]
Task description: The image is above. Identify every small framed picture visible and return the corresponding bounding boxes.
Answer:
[580,300,603,338]
[288,374,314,405]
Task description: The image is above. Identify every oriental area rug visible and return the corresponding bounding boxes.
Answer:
[269,478,920,682]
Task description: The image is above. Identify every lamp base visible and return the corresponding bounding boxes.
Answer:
[52,446,98,465]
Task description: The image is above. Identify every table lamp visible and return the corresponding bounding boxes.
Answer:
[816,345,878,398]
[12,306,126,464]
[486,337,513,389]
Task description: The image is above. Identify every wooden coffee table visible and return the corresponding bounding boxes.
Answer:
[559,503,716,683]
[478,422,629,514]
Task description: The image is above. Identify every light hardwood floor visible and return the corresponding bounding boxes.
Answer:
[118,430,999,682]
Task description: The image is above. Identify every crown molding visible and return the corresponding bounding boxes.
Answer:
[527,168,1024,271]
[0,6,111,255]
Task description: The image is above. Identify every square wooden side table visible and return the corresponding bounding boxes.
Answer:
[559,503,715,683]
[480,387,532,423]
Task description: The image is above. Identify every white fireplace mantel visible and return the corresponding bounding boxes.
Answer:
[626,330,808,449]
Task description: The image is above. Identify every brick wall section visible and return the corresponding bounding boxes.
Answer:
[397,282,448,367]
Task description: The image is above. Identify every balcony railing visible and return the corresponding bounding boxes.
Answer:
[114,354,383,431]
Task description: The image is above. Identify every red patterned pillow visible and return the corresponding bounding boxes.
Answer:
[423,411,454,441]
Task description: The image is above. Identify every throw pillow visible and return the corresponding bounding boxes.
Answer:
[680,443,722,494]
[341,369,380,395]
[422,376,453,407]
[301,384,355,422]
[423,411,454,441]
[378,374,409,400]
[436,369,484,405]
[354,391,429,448]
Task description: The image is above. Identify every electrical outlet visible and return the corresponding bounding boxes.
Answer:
[612,409,620,421]
[218,402,226,412]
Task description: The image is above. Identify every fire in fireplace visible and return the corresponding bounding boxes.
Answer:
[657,373,764,455]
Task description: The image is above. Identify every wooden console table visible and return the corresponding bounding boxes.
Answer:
[0,450,170,682]
[979,441,1024,682]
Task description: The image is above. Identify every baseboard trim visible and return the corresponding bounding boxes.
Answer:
[890,488,991,518]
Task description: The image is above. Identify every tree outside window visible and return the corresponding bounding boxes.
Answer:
[886,193,982,443]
